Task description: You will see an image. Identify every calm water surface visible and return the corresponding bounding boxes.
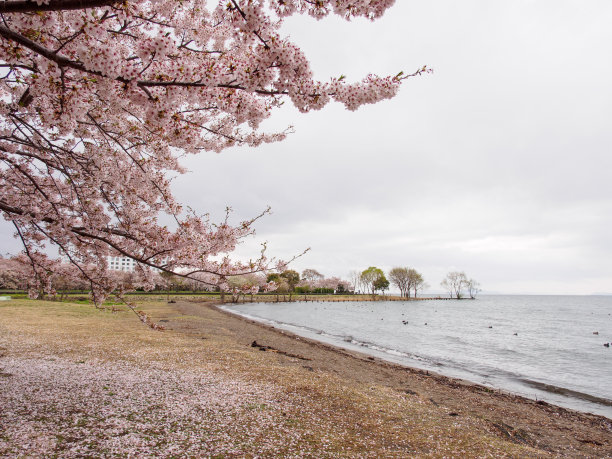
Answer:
[225,295,612,418]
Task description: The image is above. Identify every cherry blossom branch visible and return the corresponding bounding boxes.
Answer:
[0,25,94,74]
[3,198,281,288]
[0,200,138,241]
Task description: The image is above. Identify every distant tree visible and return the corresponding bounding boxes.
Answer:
[294,285,311,295]
[389,267,411,298]
[280,270,300,300]
[295,277,312,293]
[301,269,324,283]
[441,271,468,299]
[160,271,184,292]
[408,269,428,298]
[336,279,352,294]
[466,278,481,299]
[440,278,452,298]
[280,270,300,289]
[225,273,266,303]
[361,267,385,298]
[318,276,338,291]
[182,272,221,292]
[373,275,390,296]
[348,270,362,294]
[266,273,282,284]
[1,255,116,299]
[266,275,290,301]
[227,276,248,303]
[0,256,20,290]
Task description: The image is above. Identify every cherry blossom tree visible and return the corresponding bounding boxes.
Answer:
[334,279,350,293]
[0,255,23,290]
[318,276,348,293]
[301,268,323,283]
[0,0,428,309]
[226,273,268,303]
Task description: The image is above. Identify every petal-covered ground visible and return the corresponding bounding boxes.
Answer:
[0,356,303,456]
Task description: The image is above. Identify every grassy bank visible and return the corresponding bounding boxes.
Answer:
[1,298,608,457]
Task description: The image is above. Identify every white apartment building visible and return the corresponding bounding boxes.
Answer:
[107,256,137,272]
[107,256,168,272]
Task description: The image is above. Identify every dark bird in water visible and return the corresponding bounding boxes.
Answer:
[488,326,493,329]
[593,331,599,335]
[604,343,610,348]
[402,320,408,325]
[513,332,518,336]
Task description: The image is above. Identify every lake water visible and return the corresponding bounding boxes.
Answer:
[224,295,612,418]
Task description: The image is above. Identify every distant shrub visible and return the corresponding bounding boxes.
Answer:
[312,288,334,294]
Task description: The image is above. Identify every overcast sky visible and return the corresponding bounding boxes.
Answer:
[2,1,611,294]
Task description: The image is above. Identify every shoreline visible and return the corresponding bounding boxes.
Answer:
[218,302,612,420]
[212,302,612,421]
[170,300,612,455]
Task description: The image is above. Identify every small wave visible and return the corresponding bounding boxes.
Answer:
[341,338,436,364]
[443,335,471,346]
[518,378,612,407]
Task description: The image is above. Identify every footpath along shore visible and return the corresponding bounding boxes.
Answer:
[0,297,610,457]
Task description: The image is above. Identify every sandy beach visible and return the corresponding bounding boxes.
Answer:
[1,297,610,457]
